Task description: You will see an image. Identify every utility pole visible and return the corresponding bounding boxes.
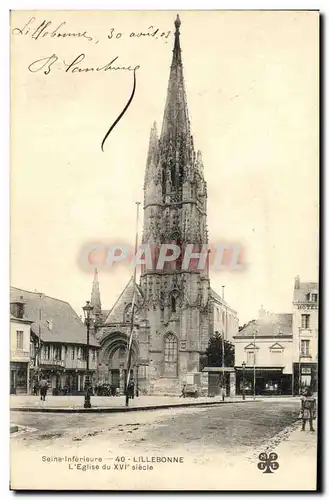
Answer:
[298,327,301,395]
[125,201,141,407]
[253,328,257,400]
[221,331,225,401]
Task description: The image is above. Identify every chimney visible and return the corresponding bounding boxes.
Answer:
[10,295,26,319]
[294,275,300,290]
[259,305,266,318]
[222,286,225,300]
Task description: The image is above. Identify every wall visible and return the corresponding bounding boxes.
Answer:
[234,336,293,374]
[211,300,239,342]
[10,320,30,362]
[292,303,318,364]
[40,343,98,371]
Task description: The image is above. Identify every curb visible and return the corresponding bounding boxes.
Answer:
[10,399,258,414]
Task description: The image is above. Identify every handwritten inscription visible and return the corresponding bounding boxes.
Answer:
[28,53,140,75]
[12,17,171,45]
[12,17,97,43]
[108,27,171,41]
[101,67,137,151]
[12,14,167,151]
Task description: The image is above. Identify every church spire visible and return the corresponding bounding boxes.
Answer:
[160,14,190,141]
[91,268,102,321]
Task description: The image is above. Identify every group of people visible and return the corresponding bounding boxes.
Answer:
[33,376,49,401]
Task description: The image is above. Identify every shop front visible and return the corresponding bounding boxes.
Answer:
[10,362,29,394]
[293,362,318,395]
[235,367,292,396]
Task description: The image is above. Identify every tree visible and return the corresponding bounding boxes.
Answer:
[205,332,235,367]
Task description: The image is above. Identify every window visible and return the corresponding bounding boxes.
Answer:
[216,308,219,322]
[301,314,310,329]
[53,346,62,360]
[310,293,318,302]
[246,350,256,365]
[44,345,51,360]
[301,340,310,356]
[171,296,176,313]
[270,350,283,365]
[138,365,147,379]
[16,330,24,350]
[71,346,75,360]
[164,334,178,362]
[92,350,96,362]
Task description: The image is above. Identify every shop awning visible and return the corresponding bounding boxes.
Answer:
[235,366,284,374]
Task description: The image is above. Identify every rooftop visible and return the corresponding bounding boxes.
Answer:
[235,313,293,338]
[10,287,100,347]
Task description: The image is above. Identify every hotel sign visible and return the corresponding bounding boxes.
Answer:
[296,304,318,310]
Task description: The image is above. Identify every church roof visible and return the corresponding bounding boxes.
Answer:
[10,286,99,346]
[210,288,237,314]
[103,277,143,325]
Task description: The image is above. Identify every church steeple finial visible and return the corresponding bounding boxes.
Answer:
[172,14,182,66]
[91,268,102,322]
[160,14,190,141]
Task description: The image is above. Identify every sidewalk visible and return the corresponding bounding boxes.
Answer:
[10,394,255,413]
[262,421,318,489]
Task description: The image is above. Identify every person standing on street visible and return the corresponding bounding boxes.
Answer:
[300,386,316,432]
[39,376,48,402]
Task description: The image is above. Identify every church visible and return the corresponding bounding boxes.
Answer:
[91,15,239,395]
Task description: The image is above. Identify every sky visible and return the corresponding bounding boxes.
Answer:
[11,10,319,324]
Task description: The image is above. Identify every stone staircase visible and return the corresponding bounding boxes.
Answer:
[149,377,183,396]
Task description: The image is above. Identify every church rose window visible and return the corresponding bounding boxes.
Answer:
[164,334,178,362]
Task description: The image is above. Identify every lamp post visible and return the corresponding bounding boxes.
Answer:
[242,361,246,400]
[82,300,94,409]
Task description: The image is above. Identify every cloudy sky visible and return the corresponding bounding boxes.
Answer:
[11,10,318,324]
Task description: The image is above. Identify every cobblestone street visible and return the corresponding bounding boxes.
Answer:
[10,399,317,490]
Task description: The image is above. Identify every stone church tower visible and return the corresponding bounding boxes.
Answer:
[137,15,210,394]
[94,16,238,395]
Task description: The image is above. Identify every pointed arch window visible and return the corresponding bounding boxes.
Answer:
[171,295,176,313]
[164,333,178,363]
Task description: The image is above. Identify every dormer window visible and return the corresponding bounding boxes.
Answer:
[310,293,318,303]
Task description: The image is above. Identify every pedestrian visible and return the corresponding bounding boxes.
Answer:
[39,376,48,402]
[33,381,39,396]
[180,384,186,398]
[128,379,135,399]
[300,386,316,432]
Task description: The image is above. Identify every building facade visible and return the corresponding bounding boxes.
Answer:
[234,276,319,396]
[234,309,293,395]
[292,276,318,393]
[10,287,100,395]
[10,296,33,394]
[94,16,238,395]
